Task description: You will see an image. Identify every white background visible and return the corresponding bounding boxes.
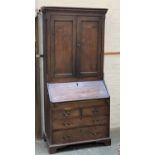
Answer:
[0,0,155,155]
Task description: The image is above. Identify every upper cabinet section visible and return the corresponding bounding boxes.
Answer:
[42,7,108,82]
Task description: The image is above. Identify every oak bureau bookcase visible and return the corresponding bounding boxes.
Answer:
[41,7,111,154]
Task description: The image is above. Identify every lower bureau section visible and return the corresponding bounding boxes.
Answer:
[53,126,109,144]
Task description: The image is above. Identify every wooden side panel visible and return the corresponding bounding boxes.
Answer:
[77,17,102,78]
[50,16,76,79]
[43,14,52,143]
[35,16,42,139]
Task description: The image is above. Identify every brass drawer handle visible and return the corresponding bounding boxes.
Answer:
[91,132,97,136]
[63,122,71,126]
[63,111,71,117]
[89,131,98,136]
[92,108,99,113]
[92,119,100,123]
[62,135,71,140]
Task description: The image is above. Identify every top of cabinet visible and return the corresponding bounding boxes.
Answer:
[40,6,108,14]
[47,80,110,103]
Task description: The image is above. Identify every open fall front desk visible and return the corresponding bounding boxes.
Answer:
[47,81,109,103]
[45,80,111,153]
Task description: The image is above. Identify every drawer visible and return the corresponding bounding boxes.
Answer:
[52,108,80,120]
[82,106,109,117]
[53,118,81,130]
[53,126,109,144]
[52,100,109,120]
[52,116,109,130]
[52,99,109,110]
[82,116,109,126]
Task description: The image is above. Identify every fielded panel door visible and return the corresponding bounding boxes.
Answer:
[77,16,103,79]
[49,16,76,80]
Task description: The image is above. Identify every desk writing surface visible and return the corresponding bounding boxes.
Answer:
[47,80,109,103]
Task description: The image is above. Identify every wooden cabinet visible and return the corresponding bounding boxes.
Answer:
[43,8,106,82]
[41,7,110,154]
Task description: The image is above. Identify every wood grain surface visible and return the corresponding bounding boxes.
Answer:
[47,81,109,103]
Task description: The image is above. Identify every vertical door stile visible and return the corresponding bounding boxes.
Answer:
[50,15,55,80]
[101,16,105,79]
[76,16,81,78]
[98,17,103,78]
[72,16,77,77]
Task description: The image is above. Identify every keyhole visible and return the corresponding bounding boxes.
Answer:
[76,83,78,87]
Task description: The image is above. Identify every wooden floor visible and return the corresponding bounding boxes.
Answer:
[104,55,120,129]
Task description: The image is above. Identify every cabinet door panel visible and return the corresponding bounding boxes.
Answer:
[77,17,102,78]
[50,16,76,79]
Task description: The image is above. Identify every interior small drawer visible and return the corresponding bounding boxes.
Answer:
[82,105,109,117]
[52,108,80,120]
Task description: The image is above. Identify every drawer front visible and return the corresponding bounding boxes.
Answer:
[52,108,80,120]
[53,118,81,130]
[52,99,109,110]
[82,106,109,117]
[82,116,109,126]
[53,126,109,144]
[52,99,109,120]
[52,116,109,130]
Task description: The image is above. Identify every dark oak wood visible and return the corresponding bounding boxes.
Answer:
[77,16,102,77]
[48,147,58,154]
[50,16,76,79]
[82,105,109,116]
[41,7,110,154]
[52,108,80,120]
[42,7,107,83]
[53,126,109,144]
[52,116,109,130]
[35,16,42,139]
[51,99,109,110]
[48,138,111,154]
[47,81,109,102]
[96,138,111,146]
